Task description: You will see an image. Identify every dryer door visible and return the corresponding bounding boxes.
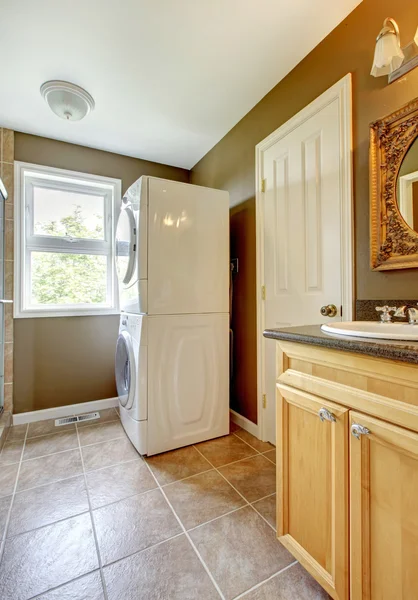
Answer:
[115,331,136,410]
[115,206,137,287]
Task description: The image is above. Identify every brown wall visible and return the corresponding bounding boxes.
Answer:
[191,0,418,422]
[14,133,189,413]
[15,133,189,194]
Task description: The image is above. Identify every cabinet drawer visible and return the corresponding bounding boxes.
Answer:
[277,383,349,600]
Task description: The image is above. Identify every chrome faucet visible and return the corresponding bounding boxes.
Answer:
[375,305,396,323]
[393,303,418,325]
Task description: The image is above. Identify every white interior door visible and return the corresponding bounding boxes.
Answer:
[258,76,353,444]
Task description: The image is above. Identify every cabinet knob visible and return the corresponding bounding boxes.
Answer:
[320,304,338,318]
[318,407,336,423]
[351,423,371,440]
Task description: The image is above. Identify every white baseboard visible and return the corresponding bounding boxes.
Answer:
[230,409,260,438]
[13,397,119,426]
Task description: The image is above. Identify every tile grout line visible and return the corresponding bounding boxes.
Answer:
[75,422,109,600]
[83,454,141,474]
[200,453,260,470]
[211,451,275,470]
[252,491,276,504]
[232,560,299,600]
[6,449,143,497]
[27,568,103,600]
[250,504,277,533]
[22,452,142,489]
[230,431,277,467]
[89,483,158,513]
[232,431,264,454]
[186,504,249,534]
[3,422,278,598]
[193,444,255,508]
[232,430,274,455]
[21,433,126,464]
[0,423,29,563]
[161,466,215,488]
[24,410,120,440]
[4,462,274,545]
[141,453,226,600]
[98,531,185,571]
[10,426,268,498]
[193,444,277,533]
[26,416,120,441]
[10,471,86,497]
[192,444,295,596]
[6,509,92,542]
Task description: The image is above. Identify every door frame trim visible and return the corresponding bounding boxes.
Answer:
[255,73,354,442]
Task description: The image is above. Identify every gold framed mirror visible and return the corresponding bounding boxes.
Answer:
[370,97,418,270]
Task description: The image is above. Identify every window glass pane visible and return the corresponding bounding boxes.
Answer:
[33,187,105,240]
[31,252,107,306]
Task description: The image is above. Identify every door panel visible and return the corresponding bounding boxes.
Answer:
[288,402,331,570]
[263,99,342,326]
[262,97,346,444]
[350,411,418,600]
[147,313,229,455]
[277,384,349,600]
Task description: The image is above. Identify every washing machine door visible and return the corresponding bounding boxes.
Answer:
[115,331,136,410]
[115,206,136,287]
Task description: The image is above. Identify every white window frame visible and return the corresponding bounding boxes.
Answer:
[14,161,121,318]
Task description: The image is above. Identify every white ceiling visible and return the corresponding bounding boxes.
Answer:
[1,0,361,170]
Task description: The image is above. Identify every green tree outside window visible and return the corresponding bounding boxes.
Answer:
[32,205,107,305]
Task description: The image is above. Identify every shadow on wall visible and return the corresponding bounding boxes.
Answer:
[230,198,257,424]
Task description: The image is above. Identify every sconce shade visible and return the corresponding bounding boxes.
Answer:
[371,18,404,77]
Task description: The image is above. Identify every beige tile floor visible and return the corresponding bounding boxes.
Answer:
[0,409,329,599]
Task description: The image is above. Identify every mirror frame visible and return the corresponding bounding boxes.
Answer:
[370,97,418,270]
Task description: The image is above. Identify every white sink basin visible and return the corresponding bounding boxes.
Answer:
[321,321,418,341]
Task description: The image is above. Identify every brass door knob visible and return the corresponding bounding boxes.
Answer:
[320,304,338,318]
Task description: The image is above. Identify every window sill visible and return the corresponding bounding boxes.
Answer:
[14,309,121,319]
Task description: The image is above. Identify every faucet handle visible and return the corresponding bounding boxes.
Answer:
[375,305,397,322]
[408,307,418,324]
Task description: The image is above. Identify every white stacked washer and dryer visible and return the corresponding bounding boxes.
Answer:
[115,176,230,456]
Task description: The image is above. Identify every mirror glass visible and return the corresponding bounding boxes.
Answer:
[397,138,418,231]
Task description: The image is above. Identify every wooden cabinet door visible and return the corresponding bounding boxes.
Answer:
[350,411,418,600]
[277,383,349,600]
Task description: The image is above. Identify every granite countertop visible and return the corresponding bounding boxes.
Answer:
[263,325,418,365]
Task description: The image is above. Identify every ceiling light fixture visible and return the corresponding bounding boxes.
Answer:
[40,80,95,121]
[371,18,418,83]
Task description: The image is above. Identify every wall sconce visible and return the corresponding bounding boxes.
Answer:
[371,18,418,83]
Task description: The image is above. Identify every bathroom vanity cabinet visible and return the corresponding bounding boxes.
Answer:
[265,330,418,600]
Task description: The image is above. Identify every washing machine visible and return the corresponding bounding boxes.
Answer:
[115,176,230,455]
[115,310,229,456]
[115,312,148,454]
